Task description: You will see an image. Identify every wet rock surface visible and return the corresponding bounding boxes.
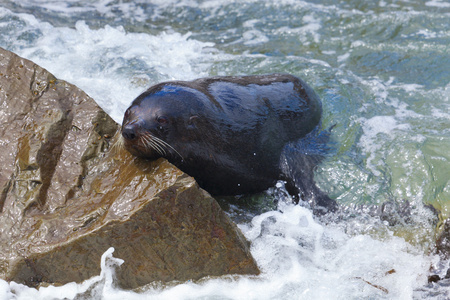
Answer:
[436,219,450,258]
[0,47,259,289]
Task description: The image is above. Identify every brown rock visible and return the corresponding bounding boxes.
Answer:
[0,47,259,289]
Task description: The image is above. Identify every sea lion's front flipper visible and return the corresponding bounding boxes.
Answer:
[279,127,338,214]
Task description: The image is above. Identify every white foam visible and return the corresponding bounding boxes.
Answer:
[12,0,93,14]
[272,14,322,46]
[416,29,439,39]
[426,0,450,8]
[4,248,124,300]
[241,29,270,46]
[0,280,13,300]
[9,12,217,122]
[432,107,450,119]
[358,115,411,176]
[0,200,436,299]
[337,53,350,63]
[308,59,331,68]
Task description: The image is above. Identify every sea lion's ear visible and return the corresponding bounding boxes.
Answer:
[188,115,199,129]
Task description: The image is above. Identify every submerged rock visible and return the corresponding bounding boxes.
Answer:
[0,47,259,289]
[436,219,450,259]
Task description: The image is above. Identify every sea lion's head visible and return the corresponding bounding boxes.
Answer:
[121,83,205,161]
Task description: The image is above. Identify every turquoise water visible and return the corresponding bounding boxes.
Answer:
[0,0,449,299]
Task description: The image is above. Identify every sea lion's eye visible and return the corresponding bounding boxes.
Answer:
[157,116,169,125]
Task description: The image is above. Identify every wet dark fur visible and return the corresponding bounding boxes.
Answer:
[122,74,337,212]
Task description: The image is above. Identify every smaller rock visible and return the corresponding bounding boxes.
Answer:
[428,275,441,284]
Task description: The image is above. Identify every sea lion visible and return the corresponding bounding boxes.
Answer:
[121,74,337,212]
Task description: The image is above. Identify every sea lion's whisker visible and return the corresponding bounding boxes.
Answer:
[151,137,172,156]
[152,140,167,156]
[141,135,162,155]
[140,135,153,152]
[152,136,184,161]
[111,134,124,153]
[139,135,151,151]
[150,139,167,156]
[142,134,165,156]
[143,134,168,156]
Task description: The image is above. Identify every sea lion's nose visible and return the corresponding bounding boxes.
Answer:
[122,124,137,141]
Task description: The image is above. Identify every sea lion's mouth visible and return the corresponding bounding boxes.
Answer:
[122,139,146,157]
[122,133,156,158]
[122,129,183,161]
